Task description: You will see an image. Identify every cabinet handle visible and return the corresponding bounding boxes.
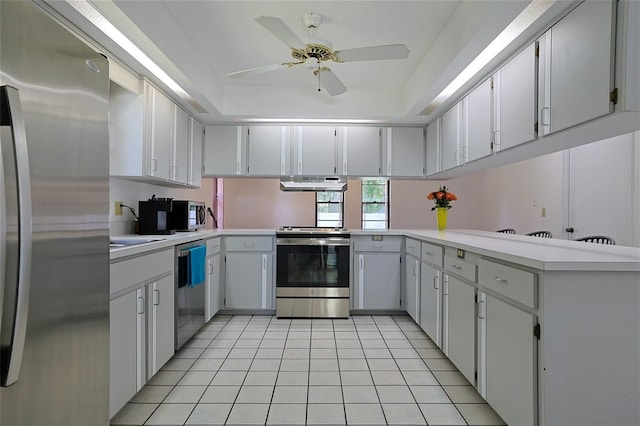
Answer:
[173,165,179,178]
[493,130,500,151]
[492,275,508,284]
[454,149,459,164]
[451,264,462,270]
[153,289,160,306]
[137,296,145,314]
[478,299,485,319]
[151,158,157,172]
[244,242,255,249]
[413,264,418,276]
[540,106,550,126]
[208,263,214,274]
[372,245,383,250]
[433,275,439,290]
[425,251,434,256]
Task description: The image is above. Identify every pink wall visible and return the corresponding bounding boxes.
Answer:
[219,151,565,232]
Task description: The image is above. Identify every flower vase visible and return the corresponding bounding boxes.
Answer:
[436,207,448,230]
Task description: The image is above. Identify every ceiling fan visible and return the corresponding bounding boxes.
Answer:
[227,13,410,96]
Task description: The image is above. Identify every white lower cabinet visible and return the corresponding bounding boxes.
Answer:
[420,262,441,347]
[109,249,174,418]
[352,237,402,310]
[109,288,144,419]
[444,274,476,385]
[404,238,421,322]
[224,236,274,310]
[478,292,537,426]
[205,238,222,321]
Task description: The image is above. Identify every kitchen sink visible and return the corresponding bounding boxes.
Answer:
[109,238,166,248]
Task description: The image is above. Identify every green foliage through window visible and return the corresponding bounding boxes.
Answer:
[362,179,388,229]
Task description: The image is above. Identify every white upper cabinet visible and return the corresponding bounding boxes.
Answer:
[425,118,441,176]
[494,43,537,150]
[172,106,190,185]
[247,125,288,176]
[540,0,615,135]
[340,127,382,177]
[188,118,203,188]
[464,78,493,163]
[441,102,463,171]
[109,80,200,187]
[146,83,174,181]
[203,125,245,176]
[383,127,425,177]
[294,126,338,176]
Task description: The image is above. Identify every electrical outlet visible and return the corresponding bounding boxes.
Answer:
[541,207,546,217]
[115,201,123,216]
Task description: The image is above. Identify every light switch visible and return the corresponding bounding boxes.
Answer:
[541,207,546,217]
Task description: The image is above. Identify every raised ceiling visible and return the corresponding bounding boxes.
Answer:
[48,1,574,124]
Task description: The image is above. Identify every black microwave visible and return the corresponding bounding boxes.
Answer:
[168,200,206,231]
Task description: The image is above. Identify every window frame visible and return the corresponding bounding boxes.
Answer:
[315,191,345,228]
[361,178,389,230]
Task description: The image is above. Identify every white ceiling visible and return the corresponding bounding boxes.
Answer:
[48,0,575,125]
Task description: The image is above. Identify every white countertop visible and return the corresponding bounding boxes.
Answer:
[111,228,640,271]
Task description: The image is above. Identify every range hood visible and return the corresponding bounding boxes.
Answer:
[280,176,347,192]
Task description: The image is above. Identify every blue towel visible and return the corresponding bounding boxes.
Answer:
[188,245,206,287]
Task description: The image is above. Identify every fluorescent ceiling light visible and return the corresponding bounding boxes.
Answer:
[66,0,205,112]
[422,0,555,115]
[241,118,389,124]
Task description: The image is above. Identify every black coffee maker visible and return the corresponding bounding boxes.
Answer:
[138,196,175,235]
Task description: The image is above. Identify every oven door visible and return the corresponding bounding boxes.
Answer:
[276,237,350,291]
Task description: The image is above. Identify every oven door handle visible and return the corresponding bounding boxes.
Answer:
[276,237,350,246]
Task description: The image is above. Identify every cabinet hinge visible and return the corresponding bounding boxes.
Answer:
[203,128,206,135]
[610,88,618,104]
[334,129,337,136]
[535,44,540,57]
[534,323,541,340]
[474,294,478,303]
[474,371,478,381]
[534,122,539,133]
[247,128,250,136]
[490,80,494,90]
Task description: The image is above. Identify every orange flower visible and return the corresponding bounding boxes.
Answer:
[427,186,458,210]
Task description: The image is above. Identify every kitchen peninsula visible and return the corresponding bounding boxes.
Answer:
[109,228,640,426]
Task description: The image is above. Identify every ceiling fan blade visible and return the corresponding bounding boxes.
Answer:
[255,16,307,50]
[335,44,410,62]
[227,63,292,78]
[318,69,347,96]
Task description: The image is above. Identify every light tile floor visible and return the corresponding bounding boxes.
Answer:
[111,315,506,426]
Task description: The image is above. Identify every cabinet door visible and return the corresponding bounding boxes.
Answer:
[206,253,221,321]
[547,0,615,133]
[483,294,536,426]
[385,127,425,177]
[226,253,271,309]
[441,102,462,171]
[148,274,175,377]
[342,127,381,176]
[189,118,203,187]
[147,85,173,180]
[354,253,401,310]
[445,275,475,385]
[465,78,493,162]
[495,43,537,150]
[404,255,420,322]
[420,262,441,347]
[295,126,337,176]
[247,126,287,176]
[203,125,244,176]
[425,119,441,176]
[109,288,145,418]
[172,106,190,184]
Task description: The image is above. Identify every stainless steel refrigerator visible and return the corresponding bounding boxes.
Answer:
[1,1,110,425]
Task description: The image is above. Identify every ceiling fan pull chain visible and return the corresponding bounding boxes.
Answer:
[318,71,321,92]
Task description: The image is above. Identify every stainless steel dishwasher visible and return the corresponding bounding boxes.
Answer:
[175,240,206,350]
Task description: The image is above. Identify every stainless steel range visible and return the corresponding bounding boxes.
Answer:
[276,227,350,318]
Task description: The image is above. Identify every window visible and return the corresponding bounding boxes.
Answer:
[316,192,344,227]
[362,178,388,229]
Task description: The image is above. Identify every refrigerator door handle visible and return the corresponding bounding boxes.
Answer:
[0,86,33,387]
